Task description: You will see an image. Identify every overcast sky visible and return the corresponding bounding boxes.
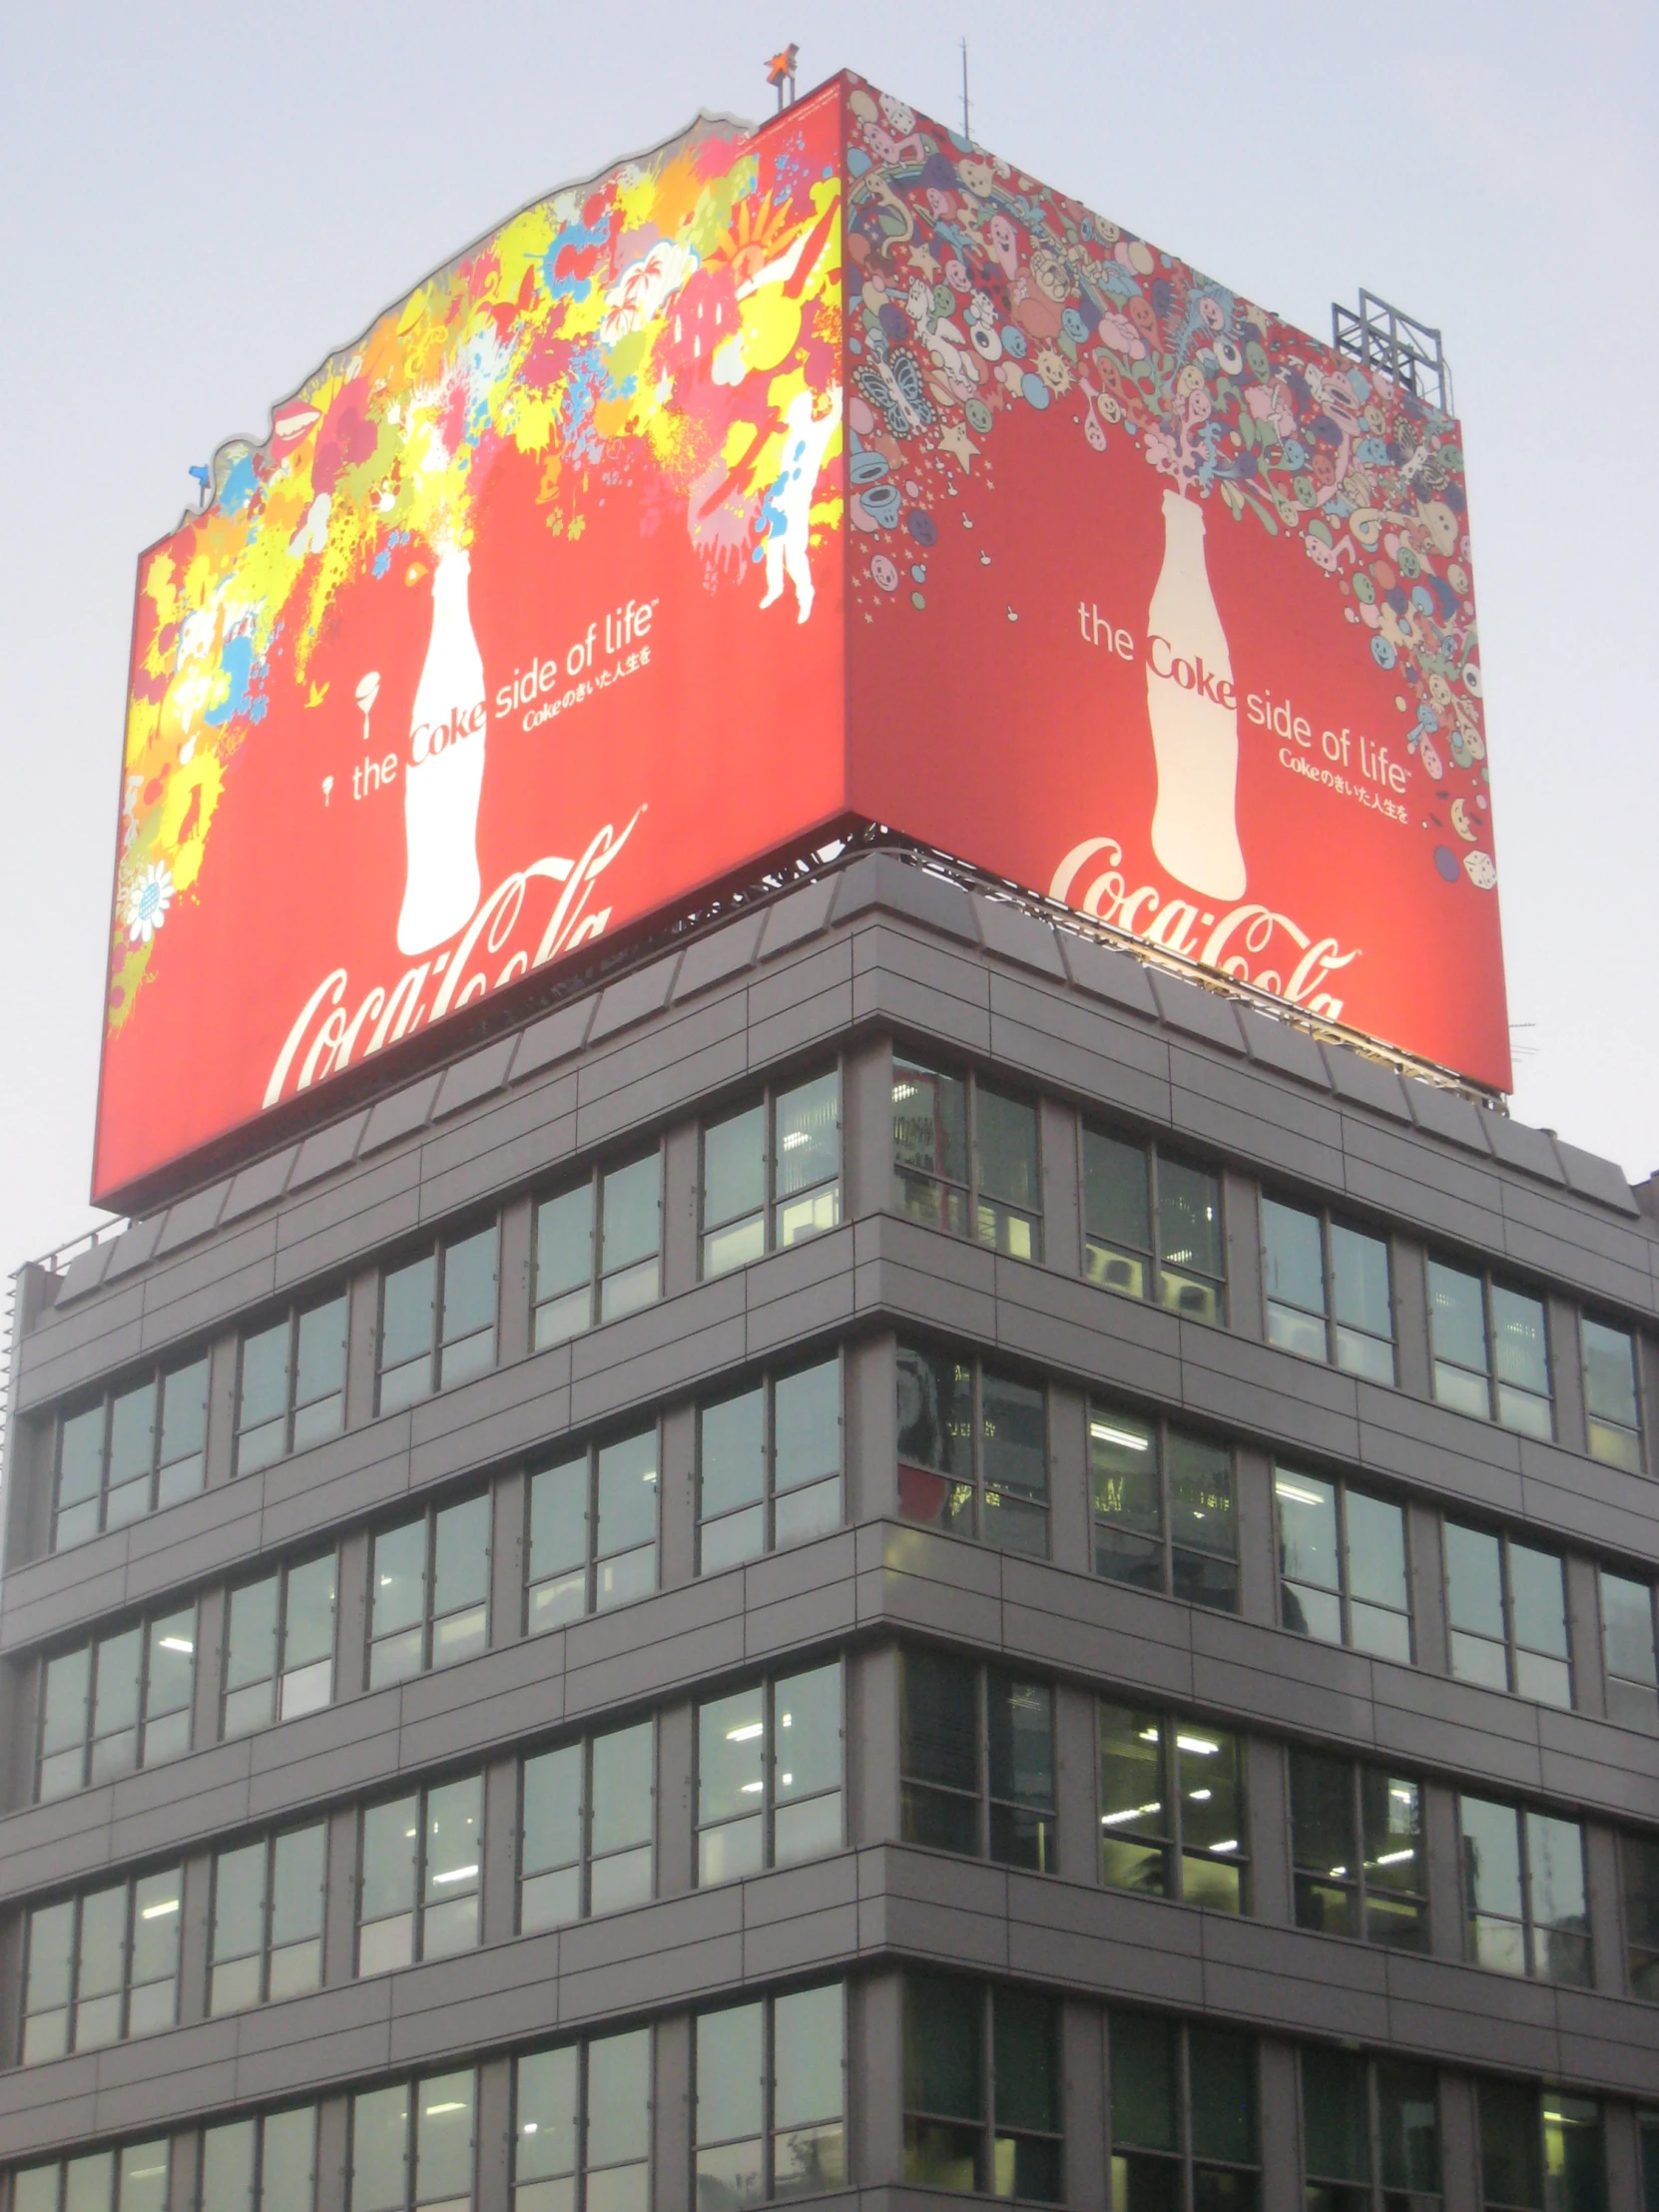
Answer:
[1,0,1654,1287]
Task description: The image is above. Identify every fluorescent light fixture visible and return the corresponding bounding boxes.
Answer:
[740,1781,764,1795]
[141,1899,180,1920]
[1138,1728,1161,1744]
[158,1637,194,1654]
[1175,1735,1219,1756]
[1090,1422,1150,1451]
[727,1723,765,1742]
[431,1866,478,1885]
[782,1131,810,1150]
[424,2103,467,2117]
[1375,1849,1416,1867]
[1188,1789,1212,1803]
[1275,1479,1328,1506]
[1209,1840,1240,1854]
[1101,1802,1164,1827]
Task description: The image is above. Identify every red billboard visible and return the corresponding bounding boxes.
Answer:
[96,74,1506,1207]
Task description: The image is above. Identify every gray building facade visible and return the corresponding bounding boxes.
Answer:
[0,849,1655,2212]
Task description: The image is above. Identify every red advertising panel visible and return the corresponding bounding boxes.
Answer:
[97,74,1508,1206]
[95,91,846,1206]
[840,83,1508,1093]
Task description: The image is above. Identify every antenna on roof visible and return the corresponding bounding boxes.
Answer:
[766,45,800,112]
[960,38,970,141]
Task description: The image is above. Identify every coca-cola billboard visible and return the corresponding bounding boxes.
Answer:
[96,74,1507,1207]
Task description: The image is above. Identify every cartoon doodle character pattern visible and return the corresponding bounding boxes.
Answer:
[840,81,1495,894]
[112,115,843,1032]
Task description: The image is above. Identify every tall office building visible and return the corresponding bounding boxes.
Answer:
[3,67,1655,2212]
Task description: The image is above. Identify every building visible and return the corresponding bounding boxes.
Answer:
[0,846,1656,2212]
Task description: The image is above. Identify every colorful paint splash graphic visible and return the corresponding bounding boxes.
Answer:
[840,84,1493,891]
[113,109,842,1032]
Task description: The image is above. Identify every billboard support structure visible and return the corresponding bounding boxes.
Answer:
[1332,289,1452,414]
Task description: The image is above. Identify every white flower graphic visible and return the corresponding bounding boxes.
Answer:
[125,861,175,944]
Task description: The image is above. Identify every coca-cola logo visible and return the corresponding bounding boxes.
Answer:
[410,700,486,766]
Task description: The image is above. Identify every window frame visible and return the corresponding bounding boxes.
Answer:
[366,1492,491,1690]
[899,1649,1058,1876]
[208,1821,328,2016]
[234,1289,349,1476]
[1600,1567,1659,1732]
[1090,1399,1240,1612]
[693,1981,848,2205]
[1275,1465,1414,1662]
[1299,2046,1441,2211]
[1622,1829,1659,2002]
[36,1606,197,1802]
[700,1063,843,1279]
[1442,1519,1573,1709]
[512,2029,652,2212]
[891,1049,1044,1262]
[1580,1312,1646,1472]
[1097,1699,1249,1914]
[1260,1191,1396,1383]
[1080,1119,1227,1326]
[198,2103,319,2212]
[695,1658,846,1888]
[1476,2080,1604,2212]
[348,2066,477,2212]
[1426,1256,1554,1438]
[531,1146,664,1352]
[523,1419,661,1631]
[696,1354,844,1574]
[375,1219,501,1414]
[1288,1748,1428,1952]
[516,1716,657,1933]
[222,1549,340,1740]
[21,1863,184,2063]
[50,1352,211,1550]
[10,2138,173,2212]
[354,1772,484,1978]
[1105,2006,1261,2208]
[902,1973,1064,2203]
[895,1341,1051,1557]
[1458,1793,1591,1987]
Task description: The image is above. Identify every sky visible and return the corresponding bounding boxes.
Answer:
[1,0,1655,1292]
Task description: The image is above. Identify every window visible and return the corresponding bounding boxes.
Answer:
[223,1554,337,1737]
[695,1984,845,2203]
[1107,2009,1259,2210]
[1477,2082,1604,2212]
[1600,1569,1658,1731]
[1581,1318,1644,1470]
[378,1224,498,1412]
[53,1354,210,1547]
[525,1423,658,1628]
[1289,1752,1426,1949]
[1301,2049,1439,2212]
[358,1775,482,1974]
[1444,1523,1570,1707]
[1642,2113,1659,2212]
[351,2071,475,2212]
[236,1293,348,1474]
[533,1152,661,1350]
[1091,1402,1238,1610]
[514,2030,649,2212]
[21,1866,182,2062]
[1083,1125,1225,1324]
[900,1650,1055,1873]
[368,1495,489,1688]
[1262,1197,1394,1383]
[1459,1798,1589,1984]
[201,2107,317,2212]
[11,2143,170,2212]
[210,1824,326,2013]
[702,1068,841,1275]
[519,1720,654,1930]
[903,1975,1062,2202]
[1098,1703,1246,1913]
[698,1356,841,1572]
[1624,1832,1659,1999]
[896,1345,1047,1555]
[892,1054,1042,1260]
[1276,1469,1411,1660]
[1428,1261,1552,1436]
[37,1609,195,1800]
[697,1660,842,1884]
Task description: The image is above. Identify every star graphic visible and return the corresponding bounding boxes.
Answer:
[938,420,980,473]
[907,242,941,285]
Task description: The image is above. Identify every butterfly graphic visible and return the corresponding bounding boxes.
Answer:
[481,267,537,343]
[854,346,935,439]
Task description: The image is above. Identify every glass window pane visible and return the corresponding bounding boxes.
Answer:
[263,2109,317,2212]
[131,1866,182,1997]
[697,2001,764,2145]
[1189,2027,1257,2164]
[587,2027,651,2169]
[1345,1491,1408,1614]
[433,1495,490,1621]
[529,1455,588,1586]
[1110,2010,1178,2150]
[1582,1319,1639,1429]
[905,1974,981,2121]
[14,2171,61,2212]
[273,1826,327,1947]
[159,1358,209,1471]
[1362,1771,1424,1889]
[424,1779,483,1903]
[227,1576,279,1694]
[27,1899,76,2014]
[284,1556,338,1675]
[987,1675,1054,1810]
[415,2070,474,2206]
[776,1662,841,1803]
[1541,2095,1603,2212]
[536,1184,593,1300]
[776,1072,839,1198]
[58,1403,107,1516]
[981,1371,1045,1500]
[993,1986,1057,2134]
[1428,1261,1487,1374]
[118,2147,168,2212]
[360,1796,420,1924]
[902,1651,977,1794]
[372,1520,428,1639]
[1526,1812,1586,1934]
[1159,1158,1222,1280]
[774,1360,839,1493]
[516,2045,578,2182]
[1492,1285,1549,1396]
[295,1296,347,1409]
[1083,1129,1151,1257]
[521,1743,583,1880]
[1302,2047,1370,2183]
[1460,1797,1523,1919]
[351,2084,408,2212]
[1377,2061,1439,2194]
[1444,1522,1505,1640]
[1602,1573,1659,1685]
[1090,1407,1160,1534]
[601,1156,660,1276]
[213,1842,268,1965]
[241,1323,290,1436]
[1290,1751,1354,1873]
[976,1090,1038,1211]
[700,1686,765,1827]
[42,1646,91,1762]
[1167,1431,1234,1560]
[146,1611,195,1725]
[442,1228,497,1348]
[1511,1544,1569,1659]
[203,2122,257,2212]
[1276,1471,1339,1590]
[700,1387,764,1522]
[1477,2080,1541,2211]
[596,1428,657,1559]
[108,1381,157,1495]
[897,1347,973,1478]
[591,1721,654,1856]
[893,1060,968,1186]
[704,1103,767,1232]
[382,1255,436,1373]
[1262,1200,1325,1318]
[777,1982,843,2129]
[1331,1223,1391,1340]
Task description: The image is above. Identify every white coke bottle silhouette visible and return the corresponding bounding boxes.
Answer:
[397,542,486,955]
[1145,489,1246,899]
